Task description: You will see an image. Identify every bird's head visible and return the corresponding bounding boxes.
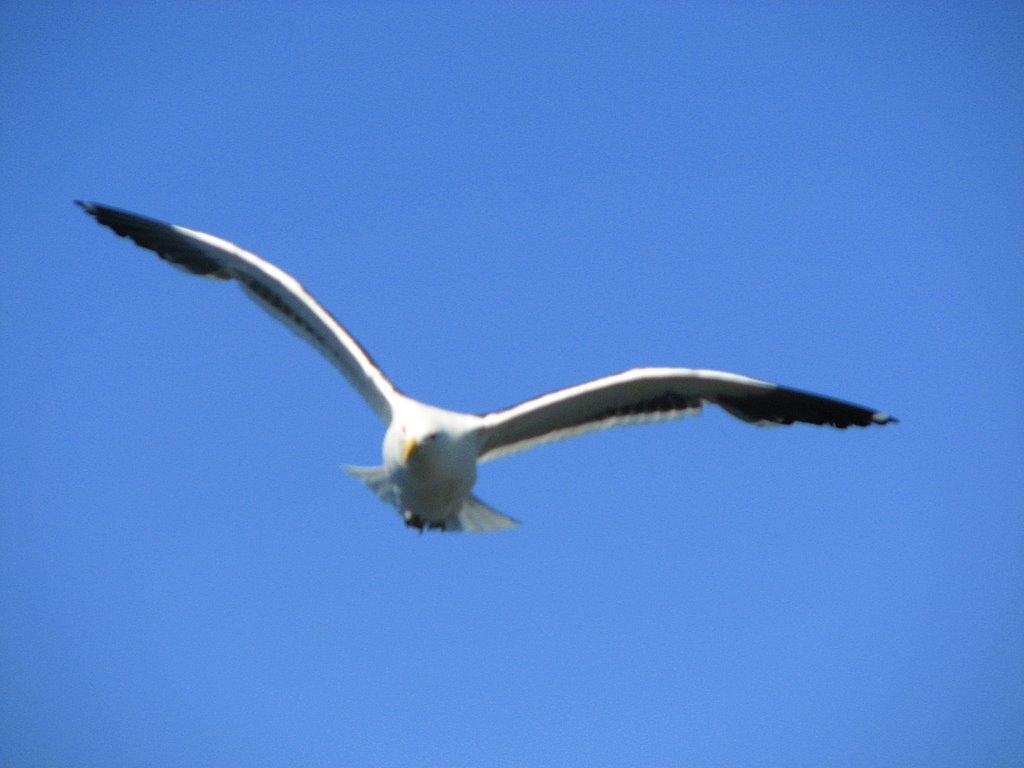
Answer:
[402,429,441,464]
[386,407,477,479]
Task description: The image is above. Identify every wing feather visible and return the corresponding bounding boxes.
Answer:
[78,201,400,421]
[476,367,895,461]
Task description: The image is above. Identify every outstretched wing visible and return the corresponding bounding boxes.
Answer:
[77,201,401,422]
[476,367,896,461]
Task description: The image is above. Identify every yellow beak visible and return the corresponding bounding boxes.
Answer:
[402,438,418,463]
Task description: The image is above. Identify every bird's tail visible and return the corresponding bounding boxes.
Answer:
[343,464,393,503]
[343,466,518,533]
[450,495,519,533]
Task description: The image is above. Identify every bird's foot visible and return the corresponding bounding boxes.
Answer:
[403,510,425,531]
[402,510,447,532]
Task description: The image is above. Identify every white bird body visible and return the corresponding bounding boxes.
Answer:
[374,401,484,529]
[78,201,896,533]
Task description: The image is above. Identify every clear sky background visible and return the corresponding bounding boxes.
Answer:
[2,3,1022,766]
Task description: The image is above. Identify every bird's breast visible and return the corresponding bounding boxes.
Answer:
[391,469,472,521]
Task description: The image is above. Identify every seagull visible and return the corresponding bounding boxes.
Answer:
[77,201,897,533]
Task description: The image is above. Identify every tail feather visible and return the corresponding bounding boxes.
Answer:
[450,495,519,533]
[344,466,517,533]
[342,465,393,503]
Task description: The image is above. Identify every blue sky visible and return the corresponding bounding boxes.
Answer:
[2,3,1022,766]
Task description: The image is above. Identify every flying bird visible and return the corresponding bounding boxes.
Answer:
[78,201,896,532]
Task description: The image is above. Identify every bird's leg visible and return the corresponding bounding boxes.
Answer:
[403,509,425,531]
